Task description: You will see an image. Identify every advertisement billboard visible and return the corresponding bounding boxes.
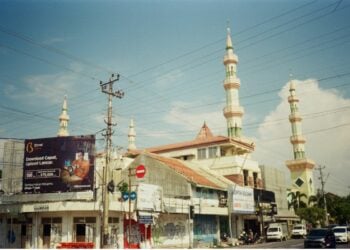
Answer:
[23,135,95,193]
[231,185,255,214]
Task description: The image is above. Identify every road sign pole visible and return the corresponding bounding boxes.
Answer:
[128,167,131,248]
[126,165,146,248]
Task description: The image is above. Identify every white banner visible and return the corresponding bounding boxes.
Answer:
[232,185,255,214]
[136,183,162,212]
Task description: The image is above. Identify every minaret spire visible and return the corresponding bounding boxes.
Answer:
[57,95,69,137]
[223,26,244,138]
[128,119,136,151]
[286,78,315,200]
[288,77,306,159]
[226,26,233,50]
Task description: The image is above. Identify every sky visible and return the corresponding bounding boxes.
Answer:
[0,0,350,196]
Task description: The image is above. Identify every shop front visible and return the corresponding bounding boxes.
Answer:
[193,214,218,247]
[123,214,152,249]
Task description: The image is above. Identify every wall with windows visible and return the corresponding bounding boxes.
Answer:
[197,146,219,160]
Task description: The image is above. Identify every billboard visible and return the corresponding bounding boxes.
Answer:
[231,185,255,214]
[23,135,95,193]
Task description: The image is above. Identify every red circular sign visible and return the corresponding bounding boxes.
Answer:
[135,165,146,178]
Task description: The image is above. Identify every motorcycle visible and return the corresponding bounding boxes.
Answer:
[239,231,260,245]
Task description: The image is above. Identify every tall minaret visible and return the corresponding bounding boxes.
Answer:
[128,119,136,151]
[288,78,306,160]
[57,95,69,137]
[286,78,315,199]
[223,27,244,138]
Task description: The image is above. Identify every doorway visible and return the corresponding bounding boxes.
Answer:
[41,217,62,248]
[73,217,96,244]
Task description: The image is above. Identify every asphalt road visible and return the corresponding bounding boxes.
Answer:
[232,238,350,248]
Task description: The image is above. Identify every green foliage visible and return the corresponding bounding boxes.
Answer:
[333,199,350,225]
[288,191,307,211]
[308,190,350,225]
[297,207,325,227]
[118,182,128,193]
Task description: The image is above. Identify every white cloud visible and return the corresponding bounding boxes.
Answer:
[253,79,350,196]
[154,69,183,89]
[164,101,226,134]
[42,37,66,45]
[8,66,83,105]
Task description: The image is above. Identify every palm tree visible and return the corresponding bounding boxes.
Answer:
[288,191,307,211]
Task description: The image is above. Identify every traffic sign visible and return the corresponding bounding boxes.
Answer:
[135,165,146,178]
[130,191,137,200]
[122,192,129,201]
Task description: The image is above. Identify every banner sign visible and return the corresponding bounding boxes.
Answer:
[136,183,162,212]
[231,185,255,214]
[23,135,95,193]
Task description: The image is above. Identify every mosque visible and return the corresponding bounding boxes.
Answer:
[0,27,314,248]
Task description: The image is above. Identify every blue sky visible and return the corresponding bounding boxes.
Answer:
[1,0,350,196]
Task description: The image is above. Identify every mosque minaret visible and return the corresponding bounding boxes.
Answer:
[57,95,69,137]
[223,27,244,138]
[128,119,136,151]
[286,78,315,198]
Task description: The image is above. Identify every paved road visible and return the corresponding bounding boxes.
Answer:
[232,238,350,248]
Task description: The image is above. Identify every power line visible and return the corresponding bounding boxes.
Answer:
[121,2,338,93]
[239,1,347,51]
[118,70,350,118]
[0,43,99,81]
[0,24,117,76]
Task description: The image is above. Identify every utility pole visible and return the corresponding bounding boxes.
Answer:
[315,165,329,226]
[100,74,124,248]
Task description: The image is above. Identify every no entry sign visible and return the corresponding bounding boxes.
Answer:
[135,165,146,178]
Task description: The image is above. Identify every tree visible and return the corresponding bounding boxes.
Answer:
[334,201,350,225]
[308,189,327,210]
[297,207,325,227]
[288,191,307,211]
[308,190,347,224]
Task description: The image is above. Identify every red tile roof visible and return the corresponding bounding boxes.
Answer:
[145,135,230,153]
[147,153,222,189]
[125,124,255,156]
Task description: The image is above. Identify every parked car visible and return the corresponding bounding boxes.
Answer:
[291,224,307,238]
[266,223,288,241]
[333,226,349,243]
[327,224,338,229]
[304,228,336,248]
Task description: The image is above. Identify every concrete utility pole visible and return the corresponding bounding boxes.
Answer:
[315,165,329,226]
[100,74,124,248]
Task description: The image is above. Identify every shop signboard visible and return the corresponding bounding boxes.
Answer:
[23,135,95,193]
[231,185,255,214]
[138,213,153,224]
